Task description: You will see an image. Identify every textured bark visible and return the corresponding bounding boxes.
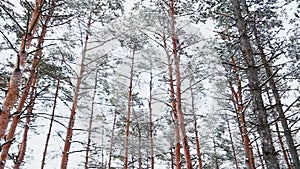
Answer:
[14,73,37,169]
[148,61,154,169]
[231,0,279,168]
[123,48,135,169]
[229,57,255,169]
[253,22,300,169]
[0,0,45,140]
[255,136,265,169]
[41,78,60,169]
[170,1,192,168]
[85,70,98,169]
[0,1,54,165]
[189,79,203,169]
[60,14,91,169]
[163,33,181,169]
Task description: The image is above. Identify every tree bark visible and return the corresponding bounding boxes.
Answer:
[231,0,279,168]
[60,13,91,169]
[0,1,54,165]
[0,0,45,140]
[14,73,37,169]
[229,56,255,169]
[163,33,181,169]
[170,1,192,168]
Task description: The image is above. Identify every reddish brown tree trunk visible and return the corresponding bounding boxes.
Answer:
[189,79,203,169]
[0,1,54,165]
[0,0,45,140]
[60,14,91,169]
[41,77,60,169]
[124,48,135,169]
[162,33,181,169]
[229,56,255,169]
[170,1,192,168]
[14,73,37,169]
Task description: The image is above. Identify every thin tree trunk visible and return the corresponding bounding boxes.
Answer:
[213,138,219,169]
[148,60,154,169]
[170,141,175,169]
[14,73,37,169]
[231,1,279,168]
[85,70,99,169]
[253,22,300,169]
[170,1,192,168]
[138,124,142,169]
[225,114,240,169]
[41,77,60,169]
[124,48,135,169]
[60,14,92,169]
[266,90,292,169]
[0,1,54,165]
[255,137,265,169]
[0,0,45,140]
[163,35,181,169]
[189,79,203,169]
[108,111,117,169]
[162,33,181,169]
[229,56,255,169]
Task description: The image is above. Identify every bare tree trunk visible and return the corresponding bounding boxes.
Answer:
[108,111,117,169]
[41,77,60,169]
[252,22,300,169]
[124,48,135,169]
[0,1,54,165]
[162,33,181,169]
[14,73,37,169]
[148,60,154,169]
[170,141,175,169]
[0,0,45,140]
[189,79,203,169]
[231,0,279,168]
[170,1,192,168]
[60,14,91,169]
[85,70,98,169]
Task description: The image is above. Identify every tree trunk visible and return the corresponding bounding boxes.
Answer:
[189,79,203,169]
[231,0,279,168]
[138,124,142,169]
[148,60,154,169]
[225,114,240,169]
[162,33,181,169]
[170,1,192,168]
[124,48,135,169]
[0,0,45,140]
[255,136,265,169]
[108,111,117,169]
[14,73,37,169]
[229,56,255,169]
[85,70,99,169]
[0,1,54,165]
[41,77,60,169]
[60,14,91,169]
[253,22,300,169]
